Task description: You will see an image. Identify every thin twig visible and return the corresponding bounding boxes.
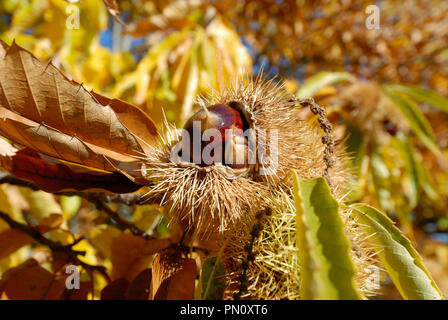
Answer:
[0,174,211,260]
[0,172,40,190]
[0,173,156,240]
[0,210,110,282]
[0,172,146,205]
[62,191,145,206]
[86,194,155,241]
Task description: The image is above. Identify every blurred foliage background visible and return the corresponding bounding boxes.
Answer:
[0,0,447,299]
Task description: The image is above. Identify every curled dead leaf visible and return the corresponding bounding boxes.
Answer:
[0,228,33,259]
[62,281,92,300]
[0,258,65,300]
[34,213,64,234]
[101,268,152,300]
[126,268,152,300]
[110,233,170,281]
[102,0,125,26]
[0,40,158,189]
[151,249,197,300]
[0,212,67,259]
[101,278,130,300]
[1,148,142,193]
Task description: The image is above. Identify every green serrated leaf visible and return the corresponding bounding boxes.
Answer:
[369,144,414,238]
[199,256,228,300]
[297,72,355,99]
[292,173,360,300]
[351,203,443,300]
[415,160,439,201]
[392,135,420,210]
[386,84,448,113]
[383,85,442,157]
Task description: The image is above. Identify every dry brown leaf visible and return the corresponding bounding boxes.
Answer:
[0,259,58,299]
[100,268,152,300]
[0,40,157,185]
[0,213,67,259]
[34,213,63,234]
[110,233,170,281]
[90,92,157,156]
[62,280,92,300]
[0,228,33,259]
[101,278,130,300]
[0,258,38,296]
[0,258,37,278]
[126,268,152,300]
[102,0,125,26]
[1,148,142,193]
[151,250,196,300]
[43,277,67,300]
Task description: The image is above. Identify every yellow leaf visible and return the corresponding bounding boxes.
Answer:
[19,189,62,221]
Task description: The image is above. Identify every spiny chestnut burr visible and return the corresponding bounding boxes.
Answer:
[182,103,252,168]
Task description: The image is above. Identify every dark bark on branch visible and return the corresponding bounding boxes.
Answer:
[0,172,40,190]
[0,172,145,205]
[86,195,155,241]
[0,173,210,255]
[0,172,154,239]
[0,210,110,282]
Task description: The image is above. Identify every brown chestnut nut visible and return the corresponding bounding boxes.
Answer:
[182,104,251,168]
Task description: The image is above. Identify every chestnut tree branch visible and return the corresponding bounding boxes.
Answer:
[86,194,155,241]
[0,172,40,190]
[0,210,110,282]
[0,172,157,240]
[0,172,146,205]
[0,173,210,254]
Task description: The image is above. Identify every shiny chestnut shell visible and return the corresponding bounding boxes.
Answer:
[182,103,250,168]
